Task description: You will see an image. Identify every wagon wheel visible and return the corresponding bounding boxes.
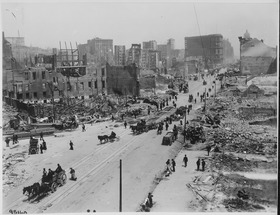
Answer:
[60,173,67,185]
[51,182,58,192]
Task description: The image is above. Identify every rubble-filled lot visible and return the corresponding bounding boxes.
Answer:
[188,86,278,212]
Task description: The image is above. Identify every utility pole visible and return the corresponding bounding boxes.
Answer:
[204,88,206,113]
[119,159,122,212]
[184,105,187,143]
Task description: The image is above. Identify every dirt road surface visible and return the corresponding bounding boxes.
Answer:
[3,75,216,213]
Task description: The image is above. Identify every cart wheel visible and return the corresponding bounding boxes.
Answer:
[51,182,58,192]
[61,173,67,185]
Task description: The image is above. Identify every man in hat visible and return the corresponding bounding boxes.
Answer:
[183,154,188,167]
[202,159,206,171]
[196,158,201,171]
[206,145,211,156]
[69,140,74,150]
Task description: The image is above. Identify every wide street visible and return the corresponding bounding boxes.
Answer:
[3,74,217,213]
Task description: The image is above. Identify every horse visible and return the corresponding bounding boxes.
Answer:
[98,135,109,143]
[130,125,137,133]
[33,183,49,199]
[31,182,41,196]
[23,185,33,196]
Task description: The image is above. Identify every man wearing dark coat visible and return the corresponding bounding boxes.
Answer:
[171,159,176,172]
[183,155,188,167]
[196,158,201,171]
[206,145,211,156]
[202,159,206,171]
[69,140,74,150]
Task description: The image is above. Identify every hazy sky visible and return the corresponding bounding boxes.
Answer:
[1,0,279,56]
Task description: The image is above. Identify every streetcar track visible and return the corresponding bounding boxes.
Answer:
[3,128,131,212]
[3,128,138,213]
[32,132,142,213]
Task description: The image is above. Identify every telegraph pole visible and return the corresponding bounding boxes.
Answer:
[184,105,187,143]
[204,88,207,113]
[119,159,122,212]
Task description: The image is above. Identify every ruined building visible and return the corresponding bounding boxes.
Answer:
[127,44,142,67]
[106,63,140,96]
[238,30,277,75]
[184,34,224,68]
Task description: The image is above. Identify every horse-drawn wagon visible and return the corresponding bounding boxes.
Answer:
[29,138,39,154]
[162,132,174,146]
[23,170,67,200]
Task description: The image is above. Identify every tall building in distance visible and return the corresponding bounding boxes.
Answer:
[148,50,159,70]
[114,45,126,66]
[157,44,167,60]
[127,44,141,66]
[167,38,175,50]
[185,34,224,67]
[143,40,157,51]
[78,37,113,64]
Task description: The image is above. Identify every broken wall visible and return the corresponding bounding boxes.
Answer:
[241,56,275,75]
[106,63,140,96]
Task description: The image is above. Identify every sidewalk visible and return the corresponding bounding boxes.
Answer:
[151,150,209,212]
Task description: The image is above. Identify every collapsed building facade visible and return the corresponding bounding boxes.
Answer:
[238,30,277,75]
[106,63,140,96]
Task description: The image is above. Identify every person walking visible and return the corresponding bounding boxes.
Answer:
[40,131,44,140]
[40,144,44,154]
[42,139,47,150]
[197,92,199,97]
[124,121,127,129]
[194,98,197,104]
[206,145,211,156]
[165,122,169,131]
[196,158,201,171]
[165,159,172,176]
[202,159,206,171]
[69,140,74,150]
[183,155,188,167]
[187,108,190,115]
[5,137,10,147]
[148,193,153,207]
[14,134,18,144]
[82,123,86,132]
[171,159,176,172]
[12,134,16,144]
[175,95,177,101]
